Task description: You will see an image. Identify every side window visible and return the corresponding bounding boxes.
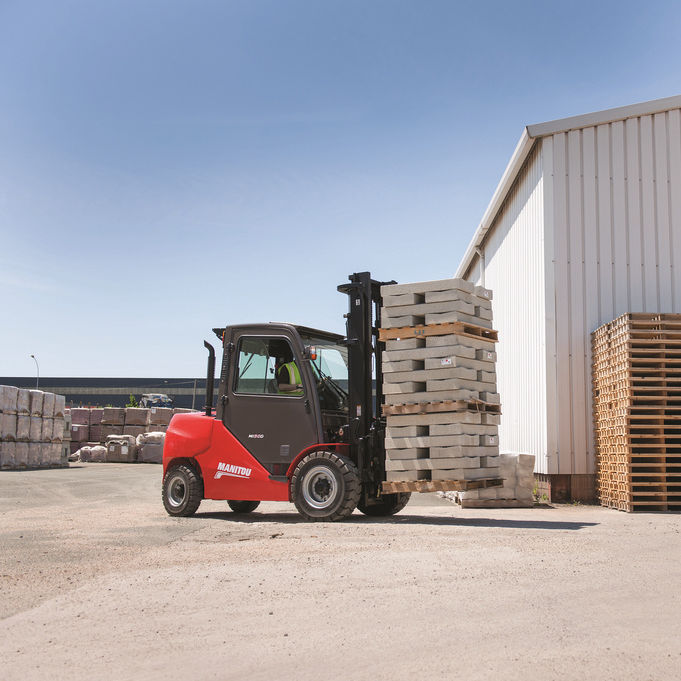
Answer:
[234,337,302,396]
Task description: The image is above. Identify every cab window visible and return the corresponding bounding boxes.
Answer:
[234,337,302,396]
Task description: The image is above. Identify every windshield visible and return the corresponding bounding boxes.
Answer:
[299,333,348,412]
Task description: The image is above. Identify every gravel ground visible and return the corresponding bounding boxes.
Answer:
[1,464,680,681]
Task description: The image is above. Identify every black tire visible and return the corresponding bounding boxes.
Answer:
[162,463,203,517]
[291,451,361,521]
[228,500,260,513]
[358,492,411,517]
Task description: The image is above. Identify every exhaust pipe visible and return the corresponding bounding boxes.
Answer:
[204,341,216,416]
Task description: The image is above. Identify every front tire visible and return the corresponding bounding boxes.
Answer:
[228,500,260,513]
[291,451,360,521]
[162,463,203,517]
[358,492,411,517]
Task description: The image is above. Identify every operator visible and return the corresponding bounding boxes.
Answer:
[276,346,304,396]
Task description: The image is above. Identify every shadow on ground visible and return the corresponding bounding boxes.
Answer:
[194,511,598,531]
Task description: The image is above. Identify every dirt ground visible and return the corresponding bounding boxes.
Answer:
[1,465,680,681]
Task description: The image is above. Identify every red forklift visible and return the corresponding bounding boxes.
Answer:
[162,272,497,521]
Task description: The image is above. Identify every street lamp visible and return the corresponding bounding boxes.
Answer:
[30,354,39,388]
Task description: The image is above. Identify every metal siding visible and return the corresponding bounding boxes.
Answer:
[469,147,548,473]
[546,109,681,475]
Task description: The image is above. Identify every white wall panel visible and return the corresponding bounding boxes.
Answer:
[545,110,681,475]
[470,147,548,472]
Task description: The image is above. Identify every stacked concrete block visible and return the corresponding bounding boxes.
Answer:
[105,435,137,463]
[136,432,164,464]
[451,454,535,508]
[149,407,173,433]
[379,279,501,485]
[0,387,67,469]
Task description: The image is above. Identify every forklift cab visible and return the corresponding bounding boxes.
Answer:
[215,323,349,476]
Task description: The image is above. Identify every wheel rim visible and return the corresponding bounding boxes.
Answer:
[167,473,187,508]
[301,465,338,510]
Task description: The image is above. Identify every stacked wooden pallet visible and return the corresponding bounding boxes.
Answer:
[379,278,501,494]
[592,313,681,512]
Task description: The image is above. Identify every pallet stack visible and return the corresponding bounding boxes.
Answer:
[593,313,681,512]
[379,278,502,494]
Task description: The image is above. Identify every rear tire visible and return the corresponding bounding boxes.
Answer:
[358,492,411,517]
[162,463,203,517]
[228,500,260,513]
[291,451,360,521]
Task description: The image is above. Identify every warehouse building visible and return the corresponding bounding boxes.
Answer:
[456,94,681,501]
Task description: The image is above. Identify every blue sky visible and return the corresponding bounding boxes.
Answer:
[1,0,680,377]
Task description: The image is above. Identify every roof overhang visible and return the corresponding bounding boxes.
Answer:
[455,93,681,280]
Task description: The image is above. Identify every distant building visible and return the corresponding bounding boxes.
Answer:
[0,377,217,410]
[456,94,681,501]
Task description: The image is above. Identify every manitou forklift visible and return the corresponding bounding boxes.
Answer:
[161,272,414,521]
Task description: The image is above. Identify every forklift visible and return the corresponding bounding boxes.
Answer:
[162,272,416,520]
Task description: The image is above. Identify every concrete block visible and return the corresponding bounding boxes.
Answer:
[382,359,423,373]
[481,413,501,425]
[384,389,478,405]
[385,434,480,449]
[41,418,54,442]
[16,415,30,441]
[474,285,493,300]
[426,334,495,351]
[123,425,146,438]
[386,412,482,427]
[0,441,16,469]
[478,370,496,383]
[424,289,492,308]
[384,447,429,459]
[479,392,501,404]
[52,418,65,442]
[425,378,495,392]
[29,390,44,416]
[385,425,428,438]
[383,382,426,395]
[424,355,494,372]
[149,407,173,426]
[429,423,498,436]
[42,392,55,418]
[383,344,477,362]
[101,408,126,425]
[385,458,431,472]
[475,305,494,321]
[381,278,474,297]
[101,424,124,439]
[385,338,425,351]
[430,445,499,458]
[381,314,423,329]
[1,413,17,441]
[54,394,66,418]
[0,385,19,413]
[430,469,466,480]
[381,300,475,318]
[70,408,90,426]
[29,416,42,442]
[385,366,478,384]
[15,442,28,467]
[28,442,41,467]
[464,467,500,480]
[385,470,429,482]
[478,487,499,500]
[424,311,494,329]
[125,408,150,426]
[480,435,498,446]
[17,389,30,415]
[475,348,497,362]
[382,292,424,307]
[424,456,480,469]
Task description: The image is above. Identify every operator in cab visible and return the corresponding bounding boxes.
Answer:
[275,344,304,396]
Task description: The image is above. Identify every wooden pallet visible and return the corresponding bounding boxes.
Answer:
[379,321,498,343]
[382,399,502,416]
[592,312,681,512]
[382,477,503,494]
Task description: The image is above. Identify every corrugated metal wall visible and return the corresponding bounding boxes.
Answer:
[543,109,681,475]
[472,146,549,472]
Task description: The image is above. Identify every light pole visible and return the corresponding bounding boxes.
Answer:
[30,354,39,388]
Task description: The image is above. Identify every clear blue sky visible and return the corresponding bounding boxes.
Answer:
[1,0,680,377]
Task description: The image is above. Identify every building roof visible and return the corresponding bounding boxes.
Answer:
[455,94,681,280]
